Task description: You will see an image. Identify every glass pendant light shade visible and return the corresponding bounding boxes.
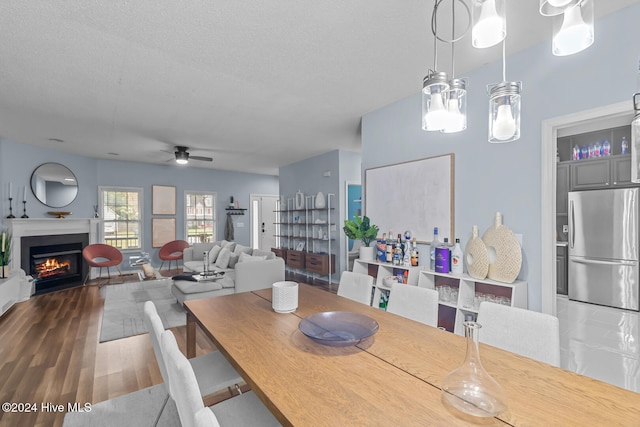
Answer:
[539,0,581,16]
[471,0,506,49]
[442,78,467,133]
[552,0,594,56]
[488,81,522,143]
[422,71,450,131]
[631,93,640,183]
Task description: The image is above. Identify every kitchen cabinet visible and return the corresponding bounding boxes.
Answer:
[556,244,568,296]
[571,158,611,190]
[417,270,528,335]
[557,163,570,215]
[611,156,632,187]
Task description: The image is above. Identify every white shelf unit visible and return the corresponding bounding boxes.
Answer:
[417,270,528,335]
[352,259,423,308]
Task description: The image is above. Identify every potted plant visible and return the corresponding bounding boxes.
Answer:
[1,230,10,278]
[343,215,379,261]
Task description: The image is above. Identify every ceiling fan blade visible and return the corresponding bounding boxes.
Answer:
[190,155,213,162]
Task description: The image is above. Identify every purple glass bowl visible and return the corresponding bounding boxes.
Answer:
[298,311,379,347]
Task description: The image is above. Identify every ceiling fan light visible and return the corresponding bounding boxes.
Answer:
[552,0,594,56]
[471,0,506,49]
[175,150,189,164]
[539,0,580,16]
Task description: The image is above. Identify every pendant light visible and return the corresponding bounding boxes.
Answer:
[539,0,581,16]
[422,0,449,132]
[631,93,640,183]
[487,41,521,143]
[552,0,594,56]
[441,0,469,134]
[471,0,506,49]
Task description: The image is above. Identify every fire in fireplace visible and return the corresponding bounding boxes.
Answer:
[20,233,89,295]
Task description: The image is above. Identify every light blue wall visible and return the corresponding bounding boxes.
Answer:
[0,139,279,265]
[362,4,640,311]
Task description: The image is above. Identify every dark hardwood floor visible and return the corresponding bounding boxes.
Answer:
[0,270,335,427]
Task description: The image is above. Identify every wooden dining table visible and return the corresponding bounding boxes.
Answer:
[185,284,640,426]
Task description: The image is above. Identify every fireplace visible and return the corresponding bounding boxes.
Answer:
[21,233,89,295]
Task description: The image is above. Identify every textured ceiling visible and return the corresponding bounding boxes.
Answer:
[0,1,638,175]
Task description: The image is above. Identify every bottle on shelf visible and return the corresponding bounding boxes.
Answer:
[377,233,387,263]
[386,231,394,264]
[621,136,629,155]
[410,238,419,266]
[435,237,450,273]
[403,270,408,284]
[394,234,403,266]
[572,144,580,160]
[430,227,440,271]
[451,238,463,274]
[602,139,611,156]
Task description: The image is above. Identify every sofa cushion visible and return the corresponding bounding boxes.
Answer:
[229,244,253,268]
[208,245,222,264]
[252,249,276,260]
[173,279,224,294]
[239,252,268,263]
[190,242,216,261]
[220,240,236,252]
[215,247,232,269]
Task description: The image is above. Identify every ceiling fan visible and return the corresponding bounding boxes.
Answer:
[173,146,213,165]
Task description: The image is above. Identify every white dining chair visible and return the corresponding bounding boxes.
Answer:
[143,301,243,423]
[476,301,561,367]
[386,283,439,327]
[160,329,281,427]
[337,271,374,306]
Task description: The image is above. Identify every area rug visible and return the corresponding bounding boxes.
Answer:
[99,279,185,343]
[63,384,180,427]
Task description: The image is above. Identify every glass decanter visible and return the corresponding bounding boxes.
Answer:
[441,321,507,418]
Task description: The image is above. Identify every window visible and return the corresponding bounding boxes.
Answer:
[185,191,216,244]
[99,187,143,250]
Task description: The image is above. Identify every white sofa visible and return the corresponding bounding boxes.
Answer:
[171,241,285,305]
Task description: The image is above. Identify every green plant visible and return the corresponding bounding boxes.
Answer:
[343,214,379,247]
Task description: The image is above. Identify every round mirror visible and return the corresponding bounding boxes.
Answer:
[30,163,78,208]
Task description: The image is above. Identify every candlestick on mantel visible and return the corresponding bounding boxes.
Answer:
[6,198,15,219]
[21,200,29,218]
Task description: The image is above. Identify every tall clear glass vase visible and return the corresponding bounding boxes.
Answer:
[441,321,507,418]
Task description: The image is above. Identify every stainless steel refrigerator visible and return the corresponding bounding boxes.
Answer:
[568,188,639,311]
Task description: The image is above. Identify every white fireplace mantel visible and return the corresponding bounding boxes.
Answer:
[6,218,100,271]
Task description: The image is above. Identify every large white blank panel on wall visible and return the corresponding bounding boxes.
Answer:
[365,153,454,244]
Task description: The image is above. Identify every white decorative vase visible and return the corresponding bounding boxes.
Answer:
[315,191,326,209]
[272,281,298,313]
[482,212,522,284]
[465,225,489,280]
[359,246,376,262]
[295,190,304,210]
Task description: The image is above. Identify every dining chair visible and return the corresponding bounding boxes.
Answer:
[159,239,190,271]
[82,243,123,287]
[160,329,281,427]
[386,283,439,327]
[143,301,243,424]
[337,271,374,306]
[476,301,561,367]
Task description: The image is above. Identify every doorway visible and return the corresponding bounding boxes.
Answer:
[541,101,631,315]
[344,181,361,271]
[250,194,279,250]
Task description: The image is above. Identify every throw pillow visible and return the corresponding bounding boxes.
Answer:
[221,241,236,252]
[238,252,268,263]
[215,247,232,269]
[228,253,241,269]
[207,245,222,264]
[233,244,253,256]
[252,249,275,260]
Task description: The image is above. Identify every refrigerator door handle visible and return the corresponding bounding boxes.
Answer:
[569,199,575,249]
[571,258,637,267]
